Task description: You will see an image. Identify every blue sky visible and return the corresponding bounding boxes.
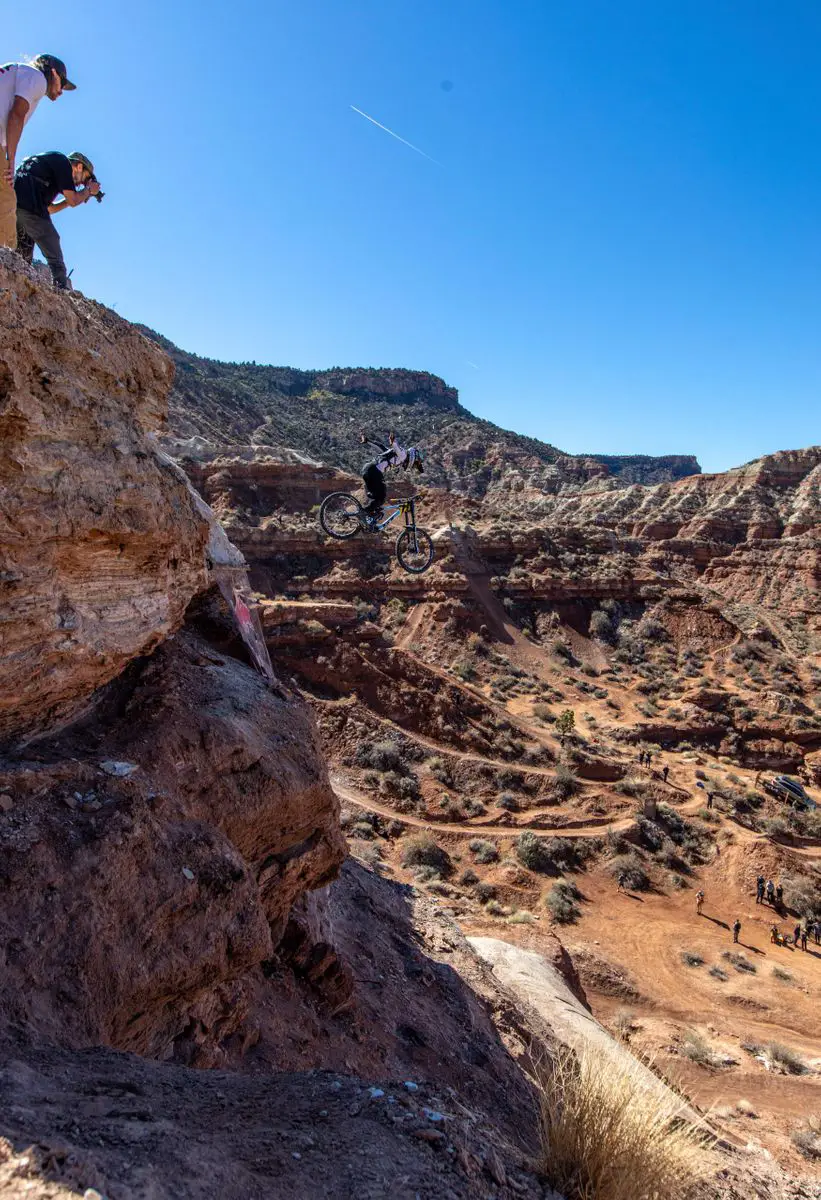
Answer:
[8,1,820,471]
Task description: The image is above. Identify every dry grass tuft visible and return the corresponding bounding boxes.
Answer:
[538,1043,711,1200]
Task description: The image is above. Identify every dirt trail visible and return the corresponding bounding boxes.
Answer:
[333,775,706,839]
[396,601,430,649]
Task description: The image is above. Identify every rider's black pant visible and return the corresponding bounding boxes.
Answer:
[362,463,386,514]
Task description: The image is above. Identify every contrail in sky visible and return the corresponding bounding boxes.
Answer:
[350,105,438,164]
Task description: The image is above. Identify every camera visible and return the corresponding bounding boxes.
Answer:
[88,173,105,203]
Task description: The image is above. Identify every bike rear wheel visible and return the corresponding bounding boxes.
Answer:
[319,492,364,539]
[396,527,434,573]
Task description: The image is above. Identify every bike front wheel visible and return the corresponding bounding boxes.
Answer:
[319,492,364,539]
[396,527,434,573]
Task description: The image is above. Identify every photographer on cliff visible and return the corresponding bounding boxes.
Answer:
[14,150,100,289]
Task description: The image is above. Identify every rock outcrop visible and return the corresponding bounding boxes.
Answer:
[0,627,344,1061]
[0,256,346,1066]
[0,253,210,745]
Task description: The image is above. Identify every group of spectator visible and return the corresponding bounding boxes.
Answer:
[756,876,819,949]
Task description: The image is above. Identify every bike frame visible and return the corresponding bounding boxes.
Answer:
[368,495,418,535]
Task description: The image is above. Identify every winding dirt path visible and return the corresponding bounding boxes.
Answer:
[333,774,707,839]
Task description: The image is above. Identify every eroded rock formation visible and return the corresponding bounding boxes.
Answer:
[0,253,210,744]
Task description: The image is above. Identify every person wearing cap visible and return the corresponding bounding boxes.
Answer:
[0,55,76,249]
[14,150,98,289]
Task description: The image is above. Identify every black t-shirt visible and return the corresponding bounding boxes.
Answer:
[14,151,77,218]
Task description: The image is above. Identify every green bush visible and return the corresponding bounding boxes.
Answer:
[546,880,582,923]
[554,763,580,800]
[608,852,650,891]
[590,610,616,644]
[469,838,499,864]
[401,835,452,877]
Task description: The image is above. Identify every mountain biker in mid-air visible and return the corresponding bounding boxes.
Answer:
[360,429,424,525]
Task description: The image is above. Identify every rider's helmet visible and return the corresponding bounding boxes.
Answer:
[407,447,425,473]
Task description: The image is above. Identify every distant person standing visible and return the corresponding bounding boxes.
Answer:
[0,55,76,248]
[800,926,808,952]
[662,765,669,784]
[756,875,765,904]
[794,923,802,948]
[695,889,705,916]
[732,918,741,944]
[776,883,784,907]
[766,879,775,905]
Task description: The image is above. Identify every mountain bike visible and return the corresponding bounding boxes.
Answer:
[319,491,435,573]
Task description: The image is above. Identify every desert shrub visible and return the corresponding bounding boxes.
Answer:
[638,615,667,641]
[708,966,728,981]
[497,791,519,811]
[516,832,557,873]
[474,882,497,903]
[608,852,650,892]
[538,1045,710,1200]
[553,763,580,800]
[681,951,704,968]
[356,739,403,772]
[400,835,452,877]
[680,1030,718,1067]
[469,838,500,864]
[459,868,479,887]
[533,703,556,723]
[767,1042,807,1075]
[427,755,454,785]
[590,610,616,644]
[616,777,650,799]
[721,951,756,974]
[772,966,793,984]
[612,1008,635,1040]
[464,798,487,817]
[553,638,573,662]
[764,816,789,839]
[508,909,537,924]
[781,872,821,920]
[517,832,593,874]
[546,880,582,923]
[453,656,477,682]
[792,1128,821,1159]
[791,1118,821,1158]
[350,840,382,868]
[396,775,421,802]
[485,899,505,916]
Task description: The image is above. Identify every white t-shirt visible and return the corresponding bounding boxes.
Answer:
[0,64,47,148]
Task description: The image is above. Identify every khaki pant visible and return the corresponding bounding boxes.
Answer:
[0,145,17,249]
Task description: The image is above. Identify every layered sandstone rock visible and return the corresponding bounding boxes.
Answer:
[0,258,346,1066]
[0,253,210,744]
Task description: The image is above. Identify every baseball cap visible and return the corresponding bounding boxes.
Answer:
[34,54,77,90]
[68,151,94,174]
